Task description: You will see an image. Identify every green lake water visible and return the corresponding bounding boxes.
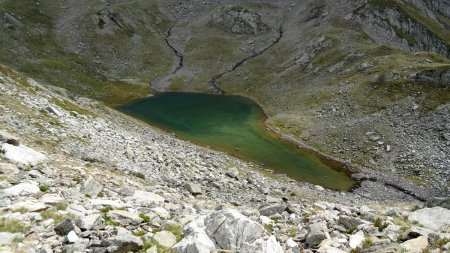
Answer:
[119,92,356,191]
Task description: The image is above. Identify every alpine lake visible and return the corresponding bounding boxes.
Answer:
[119,92,356,191]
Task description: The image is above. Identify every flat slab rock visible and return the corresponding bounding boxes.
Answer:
[408,207,450,230]
[1,143,47,166]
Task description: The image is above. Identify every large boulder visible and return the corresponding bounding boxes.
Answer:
[1,143,47,166]
[408,207,450,230]
[0,181,40,197]
[306,222,330,247]
[81,176,102,197]
[106,227,143,253]
[173,209,282,253]
[204,209,265,250]
[172,217,216,253]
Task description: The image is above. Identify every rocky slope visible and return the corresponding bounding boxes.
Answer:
[1,63,450,252]
[0,0,449,193]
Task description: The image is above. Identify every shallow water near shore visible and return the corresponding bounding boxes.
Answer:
[119,92,356,191]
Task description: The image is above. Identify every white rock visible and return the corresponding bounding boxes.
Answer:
[204,209,265,250]
[0,232,18,246]
[47,106,63,117]
[286,238,298,248]
[67,231,79,243]
[10,201,47,212]
[172,217,216,253]
[0,181,40,197]
[107,210,143,225]
[400,236,428,253]
[241,235,284,253]
[152,207,170,219]
[0,163,19,175]
[40,194,64,205]
[349,230,365,249]
[153,231,177,248]
[408,207,450,230]
[2,143,47,166]
[172,218,216,253]
[90,199,126,209]
[75,214,102,231]
[131,190,164,206]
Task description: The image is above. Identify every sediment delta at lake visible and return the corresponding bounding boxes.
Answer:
[119,92,356,191]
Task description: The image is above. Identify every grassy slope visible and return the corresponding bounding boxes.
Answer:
[0,0,173,106]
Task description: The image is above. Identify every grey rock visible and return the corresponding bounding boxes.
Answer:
[107,210,143,225]
[204,209,265,250]
[186,183,202,195]
[75,214,103,231]
[0,163,19,175]
[106,227,143,253]
[54,218,75,236]
[0,130,20,146]
[81,176,102,197]
[259,203,286,216]
[338,215,366,231]
[306,222,329,247]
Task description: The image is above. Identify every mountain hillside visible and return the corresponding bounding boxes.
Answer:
[1,0,448,192]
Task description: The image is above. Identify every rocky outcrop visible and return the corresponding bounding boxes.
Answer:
[408,206,450,231]
[358,1,450,57]
[212,6,267,35]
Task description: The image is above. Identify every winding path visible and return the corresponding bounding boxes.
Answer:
[208,26,284,94]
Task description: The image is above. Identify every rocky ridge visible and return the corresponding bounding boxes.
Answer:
[0,67,450,253]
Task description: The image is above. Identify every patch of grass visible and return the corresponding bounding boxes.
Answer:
[165,224,184,242]
[40,208,73,225]
[374,217,388,232]
[350,247,361,253]
[55,202,68,211]
[432,238,450,250]
[133,229,147,237]
[0,218,30,233]
[104,216,119,226]
[131,172,146,180]
[139,213,150,223]
[39,185,49,192]
[289,229,297,237]
[363,238,374,248]
[264,223,273,233]
[14,207,29,214]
